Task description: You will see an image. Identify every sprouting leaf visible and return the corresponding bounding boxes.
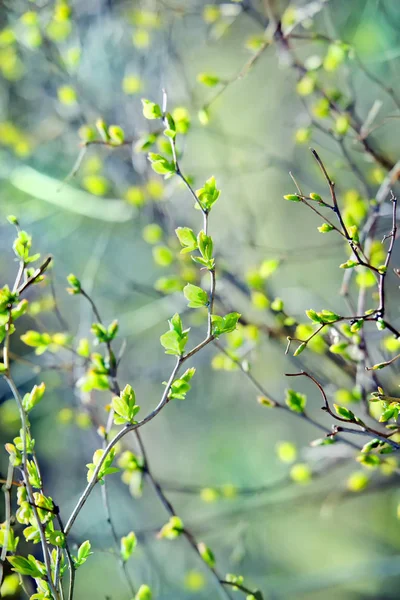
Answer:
[121,531,137,562]
[168,368,196,400]
[135,585,152,600]
[147,153,175,177]
[195,176,220,211]
[197,73,220,87]
[7,555,44,578]
[73,540,93,568]
[318,223,334,233]
[285,389,306,413]
[175,227,198,253]
[197,542,215,568]
[141,99,162,120]
[86,448,119,484]
[333,404,355,420]
[160,313,189,356]
[183,284,208,308]
[22,382,45,412]
[212,312,241,336]
[112,384,140,425]
[158,516,184,539]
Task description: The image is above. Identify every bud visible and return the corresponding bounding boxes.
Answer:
[257,395,275,407]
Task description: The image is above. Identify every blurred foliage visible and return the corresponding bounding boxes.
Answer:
[1,0,400,599]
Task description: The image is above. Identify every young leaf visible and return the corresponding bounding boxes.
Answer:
[121,531,137,562]
[175,227,198,253]
[183,284,208,308]
[197,542,216,568]
[112,384,140,425]
[160,314,189,356]
[197,73,220,87]
[158,516,184,539]
[333,404,355,420]
[147,153,175,177]
[141,99,162,120]
[135,585,152,600]
[196,176,220,211]
[73,540,93,568]
[285,389,306,413]
[212,312,241,337]
[7,555,43,578]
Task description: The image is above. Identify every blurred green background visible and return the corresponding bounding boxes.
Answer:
[1,0,400,598]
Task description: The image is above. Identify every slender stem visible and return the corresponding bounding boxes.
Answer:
[286,371,400,450]
[5,378,60,599]
[0,460,14,587]
[64,357,181,536]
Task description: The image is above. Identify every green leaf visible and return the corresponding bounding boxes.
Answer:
[350,320,363,333]
[310,437,336,447]
[0,525,19,552]
[183,284,208,308]
[46,529,65,548]
[333,404,355,420]
[306,309,323,323]
[197,73,220,87]
[376,318,386,331]
[168,368,196,400]
[283,194,301,202]
[257,395,276,407]
[160,330,182,356]
[318,223,334,233]
[141,99,163,119]
[11,299,28,321]
[294,342,307,356]
[13,230,32,261]
[176,227,198,253]
[285,389,306,413]
[67,273,81,294]
[340,259,358,269]
[112,384,140,424]
[329,342,349,355]
[86,448,119,484]
[108,125,125,145]
[7,215,19,226]
[309,193,322,202]
[0,285,17,312]
[158,516,184,539]
[259,259,279,278]
[147,153,175,177]
[135,585,152,600]
[7,555,43,578]
[197,542,216,567]
[22,382,45,412]
[121,531,137,561]
[197,230,214,263]
[20,330,51,355]
[380,407,396,423]
[164,113,176,138]
[320,310,341,323]
[195,176,220,211]
[357,453,381,468]
[73,540,93,568]
[160,314,189,356]
[27,460,42,488]
[90,322,109,343]
[212,312,241,336]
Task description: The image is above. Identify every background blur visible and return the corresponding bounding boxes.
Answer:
[1,0,400,598]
